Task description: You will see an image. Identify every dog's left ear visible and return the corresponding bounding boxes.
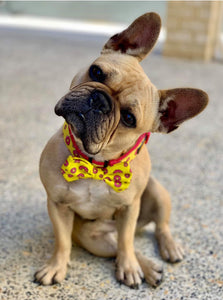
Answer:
[154,88,209,133]
[102,12,161,61]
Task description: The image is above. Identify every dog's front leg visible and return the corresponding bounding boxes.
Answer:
[34,198,74,285]
[115,197,144,288]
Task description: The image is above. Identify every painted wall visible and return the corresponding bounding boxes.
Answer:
[0,1,167,25]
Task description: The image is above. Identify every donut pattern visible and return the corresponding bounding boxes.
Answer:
[61,155,133,192]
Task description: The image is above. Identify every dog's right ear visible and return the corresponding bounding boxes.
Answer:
[153,88,209,133]
[101,12,161,61]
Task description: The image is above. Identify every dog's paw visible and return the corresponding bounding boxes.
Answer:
[115,254,144,289]
[156,230,185,263]
[136,251,163,288]
[34,260,68,285]
[142,260,163,287]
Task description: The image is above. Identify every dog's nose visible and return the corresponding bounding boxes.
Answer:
[88,90,112,114]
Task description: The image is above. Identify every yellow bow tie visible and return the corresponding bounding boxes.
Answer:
[61,156,132,192]
[61,122,150,192]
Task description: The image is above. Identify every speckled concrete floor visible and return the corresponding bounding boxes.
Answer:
[0,27,222,300]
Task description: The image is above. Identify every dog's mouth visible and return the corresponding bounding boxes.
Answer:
[55,83,117,155]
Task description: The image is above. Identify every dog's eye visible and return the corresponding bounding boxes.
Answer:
[89,65,105,82]
[121,110,136,128]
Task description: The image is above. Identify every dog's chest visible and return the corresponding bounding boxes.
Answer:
[66,179,129,220]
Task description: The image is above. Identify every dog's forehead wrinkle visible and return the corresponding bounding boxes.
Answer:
[94,53,144,76]
[128,99,139,107]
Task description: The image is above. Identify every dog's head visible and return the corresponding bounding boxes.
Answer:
[55,13,208,158]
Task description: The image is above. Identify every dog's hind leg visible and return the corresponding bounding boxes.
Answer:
[137,176,185,263]
[72,215,163,288]
[72,216,117,258]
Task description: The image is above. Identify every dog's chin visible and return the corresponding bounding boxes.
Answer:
[83,142,103,156]
[68,121,104,156]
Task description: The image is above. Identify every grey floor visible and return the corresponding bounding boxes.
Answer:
[0,27,222,300]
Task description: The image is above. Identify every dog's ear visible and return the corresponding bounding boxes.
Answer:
[154,88,209,133]
[102,12,161,61]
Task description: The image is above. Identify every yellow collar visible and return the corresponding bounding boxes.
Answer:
[61,122,150,192]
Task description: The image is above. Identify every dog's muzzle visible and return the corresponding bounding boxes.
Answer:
[54,83,116,155]
[55,89,112,117]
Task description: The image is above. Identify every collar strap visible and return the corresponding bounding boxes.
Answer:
[63,122,150,167]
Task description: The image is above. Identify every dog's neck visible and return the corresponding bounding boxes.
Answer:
[63,121,150,168]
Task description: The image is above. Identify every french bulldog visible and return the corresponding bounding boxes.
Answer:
[34,12,208,288]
